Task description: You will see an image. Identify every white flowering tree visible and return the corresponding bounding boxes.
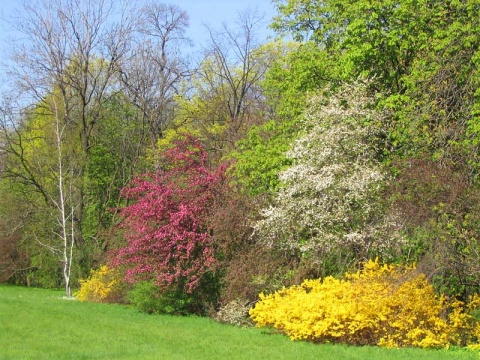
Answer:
[253,82,402,268]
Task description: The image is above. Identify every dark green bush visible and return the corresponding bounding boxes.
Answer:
[127,281,195,315]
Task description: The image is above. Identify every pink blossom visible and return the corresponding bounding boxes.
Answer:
[112,136,227,292]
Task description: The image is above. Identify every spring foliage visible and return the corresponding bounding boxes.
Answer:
[113,136,227,292]
[250,259,480,348]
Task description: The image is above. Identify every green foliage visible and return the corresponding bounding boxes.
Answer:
[421,206,480,299]
[272,0,480,169]
[127,281,195,315]
[271,0,335,43]
[126,269,221,316]
[231,42,334,195]
[384,0,480,164]
[272,0,434,92]
[231,120,295,196]
[26,252,63,289]
[1,93,85,293]
[20,205,64,288]
[262,41,335,120]
[0,174,70,288]
[0,181,31,284]
[1,89,148,291]
[84,94,148,232]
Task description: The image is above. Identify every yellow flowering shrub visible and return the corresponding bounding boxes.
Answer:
[249,259,480,348]
[75,265,121,303]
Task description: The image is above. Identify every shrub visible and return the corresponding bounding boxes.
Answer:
[249,259,480,348]
[390,157,480,299]
[218,243,301,305]
[214,299,252,327]
[75,265,121,303]
[127,281,195,315]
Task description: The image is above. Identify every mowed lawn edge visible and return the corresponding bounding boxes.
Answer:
[0,285,477,360]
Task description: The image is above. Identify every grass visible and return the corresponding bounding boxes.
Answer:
[0,286,478,360]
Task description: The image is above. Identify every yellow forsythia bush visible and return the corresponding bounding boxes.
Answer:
[75,265,120,303]
[249,259,480,348]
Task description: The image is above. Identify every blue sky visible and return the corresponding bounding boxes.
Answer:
[173,0,277,46]
[0,1,278,49]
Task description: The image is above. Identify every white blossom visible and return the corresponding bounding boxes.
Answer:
[253,81,403,262]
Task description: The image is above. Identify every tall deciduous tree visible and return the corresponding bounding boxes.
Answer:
[119,2,190,149]
[271,0,480,166]
[271,0,435,93]
[3,0,139,294]
[168,9,270,159]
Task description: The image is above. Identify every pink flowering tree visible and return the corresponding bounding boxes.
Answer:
[113,136,227,292]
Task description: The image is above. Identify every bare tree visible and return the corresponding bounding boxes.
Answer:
[10,0,138,155]
[119,2,191,148]
[197,9,271,144]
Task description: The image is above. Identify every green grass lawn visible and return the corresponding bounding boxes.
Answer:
[0,285,478,360]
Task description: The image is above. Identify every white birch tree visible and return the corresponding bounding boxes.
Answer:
[51,99,76,297]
